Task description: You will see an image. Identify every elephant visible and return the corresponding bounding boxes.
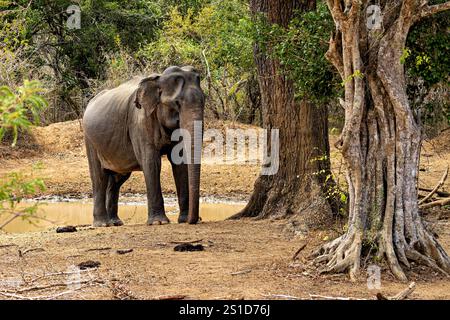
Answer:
[82,65,204,227]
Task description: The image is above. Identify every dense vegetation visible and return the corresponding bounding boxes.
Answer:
[1,0,447,130]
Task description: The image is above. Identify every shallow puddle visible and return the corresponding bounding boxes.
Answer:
[1,200,245,233]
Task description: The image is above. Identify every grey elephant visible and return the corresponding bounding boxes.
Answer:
[82,66,204,226]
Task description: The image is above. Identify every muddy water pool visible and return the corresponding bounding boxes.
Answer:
[1,198,245,233]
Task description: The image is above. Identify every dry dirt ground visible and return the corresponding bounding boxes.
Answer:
[1,120,450,300]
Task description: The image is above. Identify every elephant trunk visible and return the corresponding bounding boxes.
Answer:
[181,109,203,224]
[187,161,201,224]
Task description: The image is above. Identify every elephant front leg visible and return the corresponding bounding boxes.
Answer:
[168,155,189,223]
[142,154,169,225]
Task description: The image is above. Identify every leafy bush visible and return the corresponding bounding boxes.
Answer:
[0,81,47,230]
[0,80,48,146]
[269,2,338,102]
[140,0,256,121]
[0,169,46,231]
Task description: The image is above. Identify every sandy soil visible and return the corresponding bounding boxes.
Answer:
[1,120,450,300]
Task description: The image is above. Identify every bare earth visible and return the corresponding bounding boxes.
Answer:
[0,120,450,300]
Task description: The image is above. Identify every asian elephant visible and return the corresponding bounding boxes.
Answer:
[82,66,204,227]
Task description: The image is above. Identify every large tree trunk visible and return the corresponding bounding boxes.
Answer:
[231,0,339,223]
[314,0,450,281]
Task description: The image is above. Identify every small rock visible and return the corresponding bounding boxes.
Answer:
[77,260,101,270]
[56,226,77,233]
[174,243,204,252]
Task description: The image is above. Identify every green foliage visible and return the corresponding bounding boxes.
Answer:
[1,0,165,121]
[400,47,411,64]
[406,6,449,86]
[141,0,253,75]
[261,1,338,102]
[341,69,364,87]
[1,0,447,127]
[140,0,255,120]
[0,0,258,123]
[405,8,450,132]
[0,80,48,146]
[0,167,46,231]
[311,153,348,216]
[0,81,47,231]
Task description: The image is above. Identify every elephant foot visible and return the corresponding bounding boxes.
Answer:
[109,218,124,226]
[178,213,188,224]
[179,214,202,224]
[93,218,111,227]
[93,217,123,227]
[147,214,170,226]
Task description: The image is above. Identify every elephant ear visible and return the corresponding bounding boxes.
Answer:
[134,74,161,113]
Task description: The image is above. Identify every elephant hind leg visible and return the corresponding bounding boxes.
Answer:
[85,138,110,227]
[106,172,131,226]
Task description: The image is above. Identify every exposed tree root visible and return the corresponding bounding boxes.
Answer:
[313,219,450,281]
[313,228,362,281]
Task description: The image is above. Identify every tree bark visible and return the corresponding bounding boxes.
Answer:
[231,0,339,225]
[314,0,450,281]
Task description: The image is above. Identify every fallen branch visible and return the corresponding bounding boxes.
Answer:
[20,248,45,256]
[230,269,252,276]
[30,269,93,283]
[153,294,187,300]
[116,249,133,255]
[376,282,416,300]
[261,293,300,300]
[419,167,448,205]
[0,282,100,300]
[0,244,17,249]
[85,247,111,252]
[419,187,450,198]
[309,294,366,300]
[0,289,78,300]
[292,243,307,261]
[419,197,450,210]
[4,279,104,294]
[170,239,203,244]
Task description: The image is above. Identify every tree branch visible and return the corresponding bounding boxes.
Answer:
[327,0,346,25]
[418,166,448,205]
[419,1,450,19]
[325,31,344,81]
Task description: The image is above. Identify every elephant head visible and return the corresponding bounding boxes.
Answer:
[134,66,205,224]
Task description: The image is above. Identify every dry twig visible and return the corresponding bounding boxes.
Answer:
[292,243,307,261]
[309,294,366,300]
[419,167,448,205]
[261,293,300,300]
[153,294,187,300]
[170,239,203,244]
[376,282,416,300]
[230,269,252,276]
[85,247,111,252]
